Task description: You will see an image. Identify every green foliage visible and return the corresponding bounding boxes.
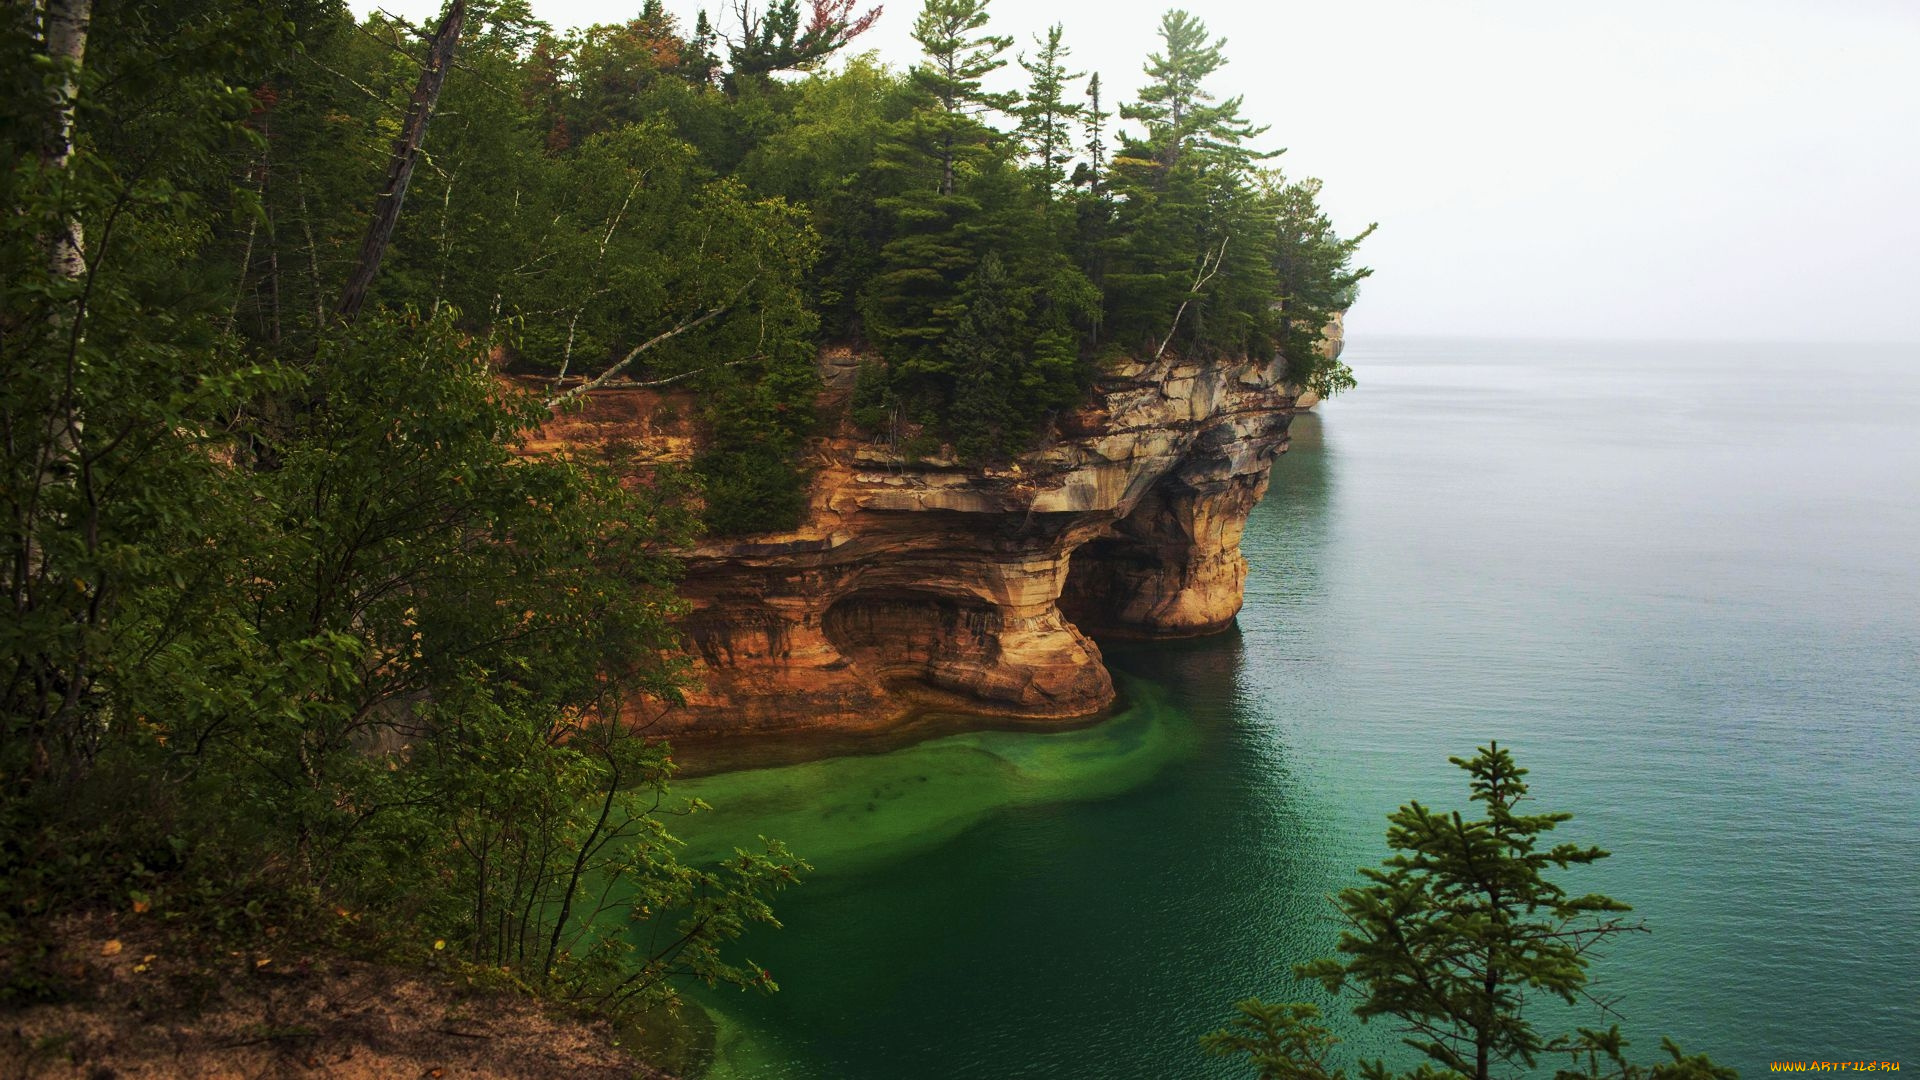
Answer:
[1267,176,1374,398]
[943,250,1092,461]
[1203,1000,1350,1080]
[946,252,1018,460]
[554,8,701,141]
[857,0,1016,377]
[1121,9,1272,171]
[1552,1028,1741,1080]
[1016,25,1085,198]
[910,0,1017,129]
[1299,743,1635,1076]
[1205,746,1731,1080]
[1,0,801,1019]
[850,358,895,432]
[693,341,821,535]
[1099,9,1281,358]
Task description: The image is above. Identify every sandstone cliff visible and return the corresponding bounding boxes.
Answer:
[529,330,1335,737]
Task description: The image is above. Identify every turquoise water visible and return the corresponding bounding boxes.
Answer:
[667,337,1920,1077]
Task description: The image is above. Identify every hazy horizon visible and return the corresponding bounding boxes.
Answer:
[361,0,1920,345]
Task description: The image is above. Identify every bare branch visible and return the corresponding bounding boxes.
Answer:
[542,282,753,410]
[301,51,393,109]
[548,355,765,395]
[555,177,642,384]
[1155,234,1229,360]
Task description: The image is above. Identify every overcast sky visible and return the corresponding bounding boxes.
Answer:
[365,0,1920,342]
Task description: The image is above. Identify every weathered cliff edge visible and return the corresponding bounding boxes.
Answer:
[528,316,1343,737]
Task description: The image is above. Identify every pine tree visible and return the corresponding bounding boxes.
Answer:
[860,0,1015,363]
[1016,24,1084,199]
[1206,744,1733,1080]
[685,10,721,85]
[947,251,1018,460]
[1100,10,1279,355]
[1070,71,1114,344]
[908,0,1015,196]
[1122,9,1273,172]
[1078,72,1109,194]
[1300,742,1636,1079]
[1266,175,1374,398]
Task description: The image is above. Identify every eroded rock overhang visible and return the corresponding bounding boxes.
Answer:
[530,340,1319,737]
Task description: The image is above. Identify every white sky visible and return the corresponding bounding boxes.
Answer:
[366,0,1920,342]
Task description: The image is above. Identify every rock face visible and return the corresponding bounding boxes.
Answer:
[537,345,1315,736]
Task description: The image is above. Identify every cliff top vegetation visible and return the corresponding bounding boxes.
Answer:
[132,0,1372,532]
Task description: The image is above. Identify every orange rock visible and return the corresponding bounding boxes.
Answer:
[516,347,1311,738]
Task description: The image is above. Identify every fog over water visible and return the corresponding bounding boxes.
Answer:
[363,0,1920,343]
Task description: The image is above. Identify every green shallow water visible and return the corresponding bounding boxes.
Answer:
[642,337,1920,1078]
[666,680,1201,877]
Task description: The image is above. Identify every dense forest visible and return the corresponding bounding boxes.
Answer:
[10,0,1372,534]
[1,0,1370,1057]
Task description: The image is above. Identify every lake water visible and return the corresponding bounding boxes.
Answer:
[664,336,1920,1077]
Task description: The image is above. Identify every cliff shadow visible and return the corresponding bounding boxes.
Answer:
[821,587,1003,691]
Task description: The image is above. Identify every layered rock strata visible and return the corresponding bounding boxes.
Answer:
[534,346,1318,736]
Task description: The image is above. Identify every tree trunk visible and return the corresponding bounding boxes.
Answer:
[262,118,282,345]
[297,178,327,331]
[32,0,93,507]
[554,178,640,385]
[18,0,93,782]
[335,1,466,324]
[40,0,91,283]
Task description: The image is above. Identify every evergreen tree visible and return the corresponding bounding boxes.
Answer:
[1266,174,1374,397]
[1101,10,1279,357]
[907,0,1016,196]
[947,251,1018,460]
[859,0,1015,368]
[1016,24,1084,199]
[685,10,722,85]
[1303,742,1635,1079]
[1122,8,1272,171]
[1206,745,1733,1080]
[1069,71,1114,343]
[1076,72,1110,194]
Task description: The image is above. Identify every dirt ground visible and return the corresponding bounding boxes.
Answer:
[1,915,677,1079]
